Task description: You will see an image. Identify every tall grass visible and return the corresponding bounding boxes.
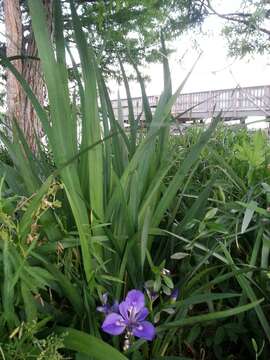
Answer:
[0,1,269,359]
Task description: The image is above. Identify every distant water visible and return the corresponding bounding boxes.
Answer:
[246,117,268,130]
[204,116,269,130]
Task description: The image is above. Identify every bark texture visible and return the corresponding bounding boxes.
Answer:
[3,0,22,124]
[3,0,52,151]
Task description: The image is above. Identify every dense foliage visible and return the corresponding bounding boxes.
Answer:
[0,0,206,75]
[71,0,206,74]
[0,1,269,359]
[1,122,270,359]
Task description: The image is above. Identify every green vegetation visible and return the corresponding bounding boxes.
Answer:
[0,1,269,359]
[207,0,270,57]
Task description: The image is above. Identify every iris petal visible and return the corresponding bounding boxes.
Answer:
[137,307,149,321]
[111,301,119,313]
[101,313,126,335]
[132,321,156,340]
[119,300,129,320]
[125,290,145,312]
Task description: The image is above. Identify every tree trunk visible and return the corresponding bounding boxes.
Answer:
[3,0,22,125]
[3,0,52,152]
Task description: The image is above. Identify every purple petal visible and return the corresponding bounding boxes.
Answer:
[150,291,159,302]
[145,288,159,302]
[170,288,179,303]
[119,300,129,321]
[137,307,149,322]
[133,321,156,341]
[125,290,145,312]
[111,301,119,313]
[101,313,126,336]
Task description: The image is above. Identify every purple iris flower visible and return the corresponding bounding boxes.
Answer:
[97,293,119,315]
[101,290,155,341]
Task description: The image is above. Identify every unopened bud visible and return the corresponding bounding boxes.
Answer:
[161,268,170,276]
[170,288,179,303]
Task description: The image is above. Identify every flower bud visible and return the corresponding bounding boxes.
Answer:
[170,288,179,303]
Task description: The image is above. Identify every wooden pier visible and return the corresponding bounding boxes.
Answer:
[111,85,270,123]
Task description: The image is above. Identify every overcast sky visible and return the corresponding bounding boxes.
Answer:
[109,0,270,99]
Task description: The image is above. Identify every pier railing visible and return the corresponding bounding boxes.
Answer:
[111,85,270,122]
